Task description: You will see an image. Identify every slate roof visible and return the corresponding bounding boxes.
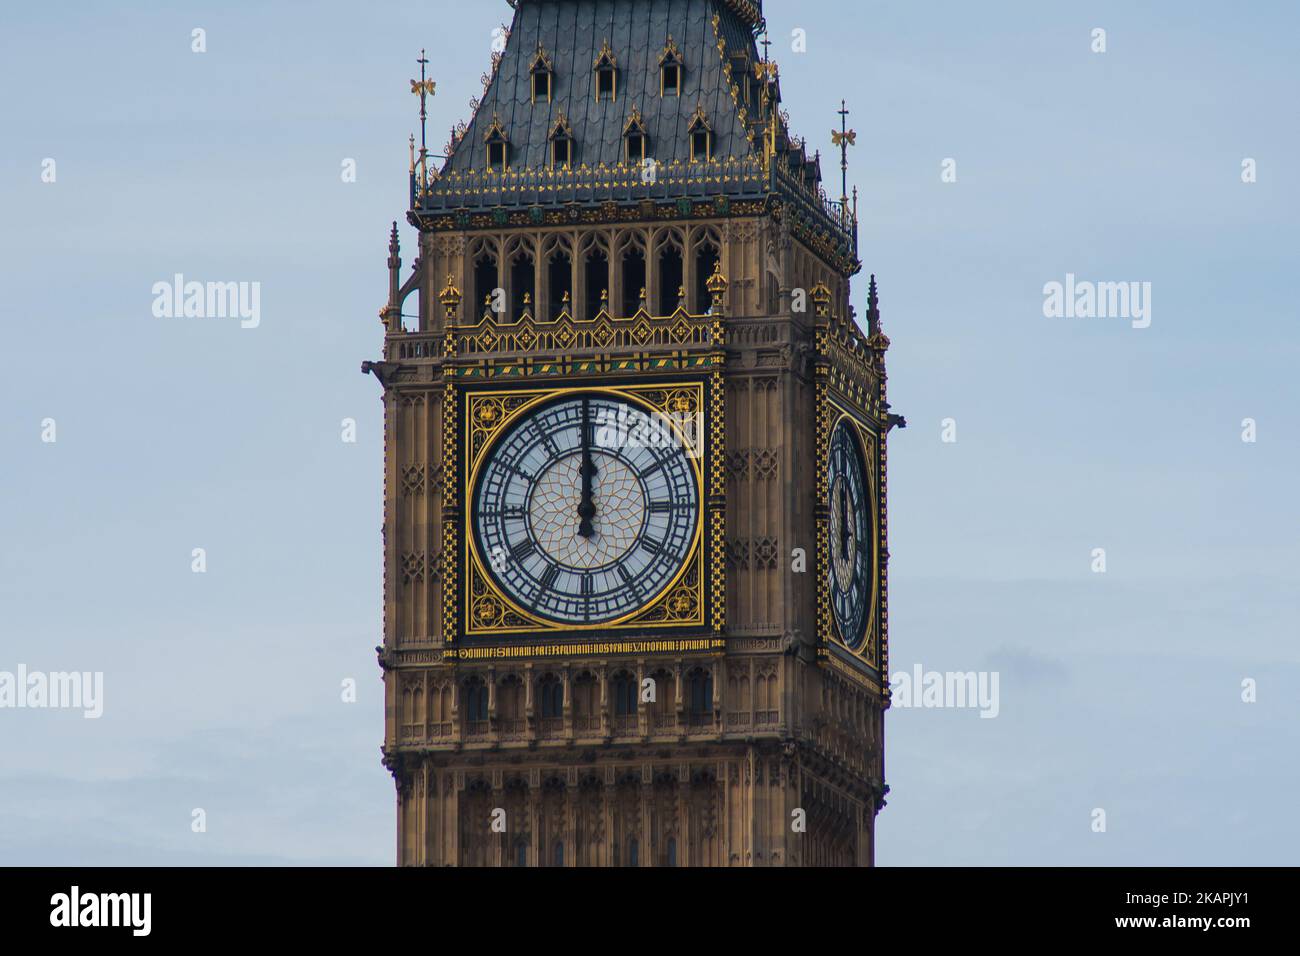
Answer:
[442,0,763,174]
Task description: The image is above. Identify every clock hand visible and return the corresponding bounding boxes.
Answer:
[838,483,851,558]
[577,399,598,539]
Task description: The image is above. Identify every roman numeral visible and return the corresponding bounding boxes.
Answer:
[649,501,693,514]
[540,564,561,591]
[510,539,535,562]
[580,574,593,623]
[482,505,526,520]
[528,422,561,459]
[615,564,644,600]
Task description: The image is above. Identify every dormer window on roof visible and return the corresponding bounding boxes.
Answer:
[688,105,712,162]
[484,113,509,173]
[659,37,684,97]
[623,107,647,164]
[549,110,574,168]
[530,43,553,103]
[593,39,617,102]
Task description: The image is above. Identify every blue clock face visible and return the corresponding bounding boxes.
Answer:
[827,420,872,649]
[472,394,699,626]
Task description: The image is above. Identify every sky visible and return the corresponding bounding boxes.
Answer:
[1,0,1296,865]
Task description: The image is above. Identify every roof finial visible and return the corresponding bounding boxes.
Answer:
[867,274,880,330]
[832,100,857,225]
[411,49,437,190]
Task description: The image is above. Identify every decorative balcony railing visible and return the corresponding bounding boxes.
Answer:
[613,714,639,734]
[385,301,721,364]
[572,714,602,735]
[413,157,766,212]
[411,154,856,253]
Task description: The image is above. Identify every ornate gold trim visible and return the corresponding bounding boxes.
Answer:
[460,381,711,637]
[825,403,881,667]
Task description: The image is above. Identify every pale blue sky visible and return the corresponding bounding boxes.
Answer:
[1,1,1296,865]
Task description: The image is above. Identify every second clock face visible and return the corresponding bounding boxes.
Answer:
[472,394,699,626]
[827,418,872,649]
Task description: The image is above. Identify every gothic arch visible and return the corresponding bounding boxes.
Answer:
[577,231,611,320]
[612,227,648,317]
[466,235,502,318]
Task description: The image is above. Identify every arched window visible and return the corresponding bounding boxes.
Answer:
[472,248,499,319]
[553,840,565,867]
[686,666,713,725]
[538,674,563,720]
[463,677,488,735]
[665,837,677,867]
[612,671,636,716]
[572,671,599,732]
[543,236,573,320]
[508,243,534,319]
[627,838,639,868]
[693,239,719,314]
[648,669,675,730]
[620,244,646,318]
[655,232,684,315]
[514,839,528,867]
[581,239,609,321]
[497,675,524,733]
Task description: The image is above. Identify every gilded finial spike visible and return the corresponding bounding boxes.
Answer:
[440,274,462,308]
[705,259,728,294]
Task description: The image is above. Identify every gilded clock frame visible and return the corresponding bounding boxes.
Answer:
[818,398,882,669]
[454,379,718,640]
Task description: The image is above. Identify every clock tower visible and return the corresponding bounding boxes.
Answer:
[366,0,899,866]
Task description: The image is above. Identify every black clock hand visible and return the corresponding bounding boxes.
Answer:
[838,483,851,558]
[577,399,598,539]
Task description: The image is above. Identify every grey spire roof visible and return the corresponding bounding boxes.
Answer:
[442,0,763,174]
